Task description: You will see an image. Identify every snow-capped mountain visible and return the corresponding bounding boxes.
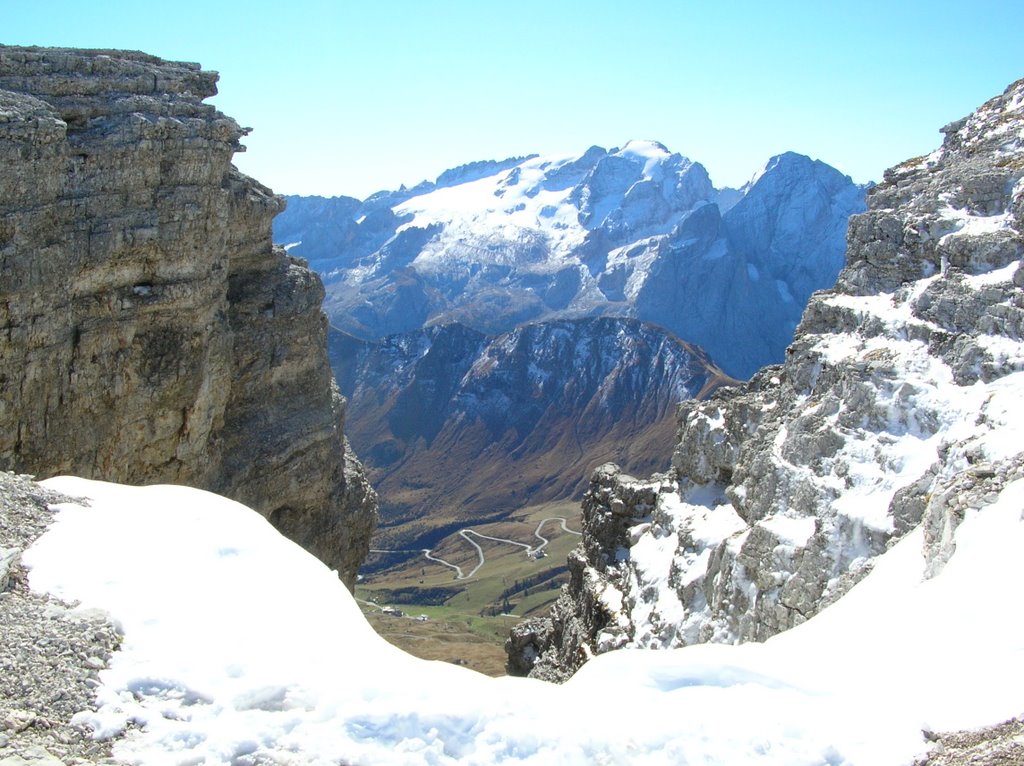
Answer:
[330,317,734,549]
[509,78,1024,683]
[276,141,867,378]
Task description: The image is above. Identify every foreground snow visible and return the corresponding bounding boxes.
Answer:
[24,477,1024,765]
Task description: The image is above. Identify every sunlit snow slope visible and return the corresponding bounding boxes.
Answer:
[23,475,1024,765]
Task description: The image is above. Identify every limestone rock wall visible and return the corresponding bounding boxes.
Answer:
[0,46,376,586]
[509,78,1024,679]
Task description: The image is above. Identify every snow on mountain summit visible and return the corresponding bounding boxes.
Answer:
[602,139,677,183]
[277,142,866,378]
[392,141,702,241]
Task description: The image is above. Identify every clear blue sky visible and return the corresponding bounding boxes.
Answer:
[4,1,1022,199]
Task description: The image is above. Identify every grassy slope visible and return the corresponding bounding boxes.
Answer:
[364,409,676,550]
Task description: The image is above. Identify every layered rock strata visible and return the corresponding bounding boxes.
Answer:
[0,46,376,585]
[509,78,1024,680]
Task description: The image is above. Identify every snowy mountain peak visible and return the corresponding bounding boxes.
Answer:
[618,138,671,156]
[433,154,539,190]
[744,150,837,190]
[277,143,865,378]
[721,151,868,292]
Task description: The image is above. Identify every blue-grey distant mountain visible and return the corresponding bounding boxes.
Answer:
[276,141,867,378]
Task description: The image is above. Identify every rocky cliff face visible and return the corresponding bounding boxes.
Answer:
[331,317,733,549]
[0,46,376,586]
[508,78,1024,680]
[276,142,866,379]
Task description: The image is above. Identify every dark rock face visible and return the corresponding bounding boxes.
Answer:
[331,317,733,549]
[0,46,376,586]
[508,79,1024,679]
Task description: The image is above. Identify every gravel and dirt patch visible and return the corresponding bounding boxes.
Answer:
[916,717,1024,766]
[0,472,121,765]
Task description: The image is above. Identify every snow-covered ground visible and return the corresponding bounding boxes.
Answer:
[22,474,1024,765]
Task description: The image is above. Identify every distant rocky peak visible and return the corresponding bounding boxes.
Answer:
[722,151,865,291]
[571,142,713,231]
[743,151,851,194]
[743,151,797,190]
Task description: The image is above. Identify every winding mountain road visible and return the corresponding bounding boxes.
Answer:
[370,517,582,581]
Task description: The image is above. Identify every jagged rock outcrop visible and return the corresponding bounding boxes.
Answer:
[506,465,668,681]
[0,46,376,586]
[331,317,734,549]
[276,142,866,379]
[509,78,1024,679]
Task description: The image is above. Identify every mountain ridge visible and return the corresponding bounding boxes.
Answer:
[331,315,735,550]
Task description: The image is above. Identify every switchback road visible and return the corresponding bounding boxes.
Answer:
[370,517,581,581]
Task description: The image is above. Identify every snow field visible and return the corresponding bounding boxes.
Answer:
[21,473,1024,764]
